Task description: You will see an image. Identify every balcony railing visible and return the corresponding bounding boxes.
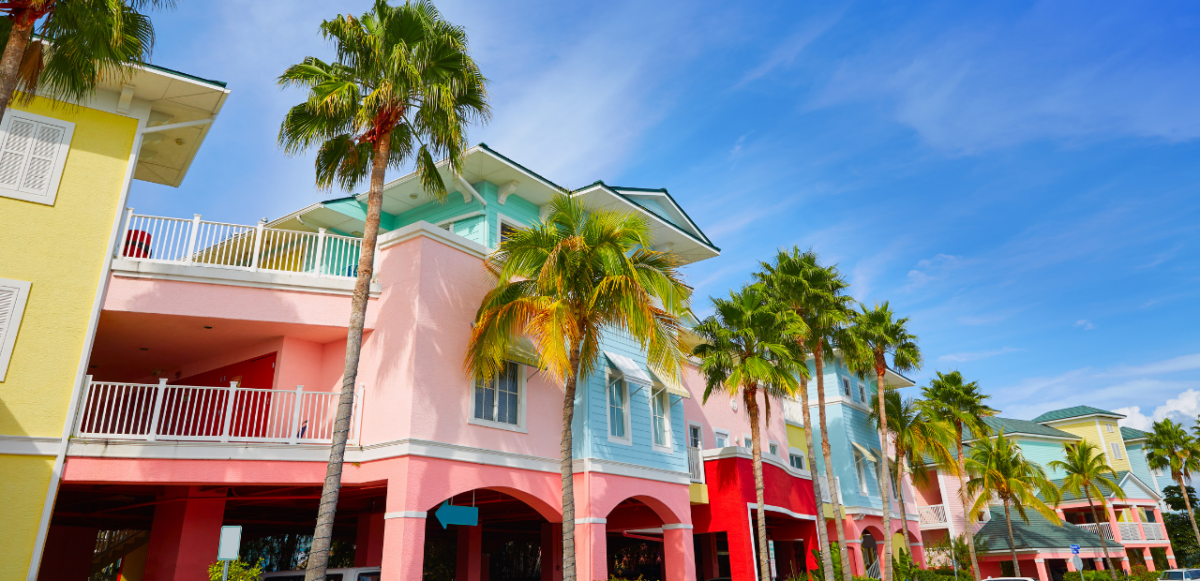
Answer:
[687,447,705,483]
[75,378,360,445]
[1076,522,1114,540]
[919,504,949,526]
[783,397,804,425]
[818,476,841,503]
[118,211,363,278]
[1117,522,1143,541]
[1142,522,1167,541]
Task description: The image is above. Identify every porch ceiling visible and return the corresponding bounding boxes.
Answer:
[88,311,350,382]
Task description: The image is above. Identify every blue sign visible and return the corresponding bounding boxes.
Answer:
[435,500,479,529]
[1070,544,1080,554]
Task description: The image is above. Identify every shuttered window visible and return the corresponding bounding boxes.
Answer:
[1111,442,1124,460]
[0,111,74,206]
[0,278,32,381]
[473,361,520,426]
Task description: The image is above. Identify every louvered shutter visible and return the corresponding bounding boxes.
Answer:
[0,111,74,205]
[0,278,32,381]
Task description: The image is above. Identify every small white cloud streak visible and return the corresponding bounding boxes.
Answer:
[938,346,1020,363]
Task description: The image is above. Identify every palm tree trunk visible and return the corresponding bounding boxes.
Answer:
[1002,501,1020,577]
[894,452,914,560]
[748,389,771,581]
[956,431,982,581]
[0,19,32,122]
[561,345,581,581]
[815,345,854,581]
[875,368,894,581]
[801,375,837,581]
[1085,492,1118,579]
[305,131,391,581]
[1179,473,1200,555]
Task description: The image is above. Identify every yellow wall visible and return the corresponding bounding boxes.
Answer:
[787,424,809,463]
[0,96,137,581]
[1049,418,1132,472]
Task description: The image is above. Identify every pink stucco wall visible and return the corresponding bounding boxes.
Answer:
[679,360,790,458]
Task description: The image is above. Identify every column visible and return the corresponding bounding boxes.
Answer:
[1122,556,1132,573]
[1167,546,1178,568]
[541,523,563,581]
[356,512,386,567]
[457,524,483,581]
[1106,505,1124,543]
[1035,559,1049,581]
[1066,557,1077,573]
[1095,558,1105,571]
[382,513,427,581]
[699,533,720,581]
[1144,548,1156,572]
[1132,505,1146,542]
[664,525,696,581]
[574,521,608,581]
[36,525,98,581]
[144,486,227,581]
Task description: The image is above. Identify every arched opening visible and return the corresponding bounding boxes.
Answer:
[861,531,879,577]
[606,498,670,581]
[419,488,558,581]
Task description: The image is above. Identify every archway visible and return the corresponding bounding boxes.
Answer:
[861,531,879,577]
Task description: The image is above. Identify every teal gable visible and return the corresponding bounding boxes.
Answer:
[1125,442,1161,495]
[1014,437,1070,479]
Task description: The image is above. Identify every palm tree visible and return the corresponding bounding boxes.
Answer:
[844,303,922,581]
[693,284,807,581]
[0,0,170,120]
[278,3,488,579]
[920,371,996,581]
[1048,441,1127,578]
[1147,419,1200,551]
[755,248,851,581]
[868,389,955,559]
[965,431,1062,578]
[466,194,690,581]
[755,248,856,581]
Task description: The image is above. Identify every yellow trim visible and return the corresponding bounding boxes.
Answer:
[689,482,709,504]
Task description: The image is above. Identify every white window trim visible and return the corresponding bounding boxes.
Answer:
[1105,423,1115,433]
[1111,442,1124,460]
[858,382,867,402]
[687,422,704,450]
[606,372,632,445]
[742,434,753,450]
[768,440,780,457]
[0,277,32,381]
[788,446,807,471]
[714,428,730,449]
[842,377,852,397]
[467,361,528,433]
[496,213,525,248]
[854,450,869,493]
[649,384,672,453]
[435,210,487,238]
[0,110,74,206]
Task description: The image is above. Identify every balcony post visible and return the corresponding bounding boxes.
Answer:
[349,383,364,445]
[314,228,326,277]
[147,378,168,442]
[118,207,135,258]
[288,385,304,444]
[220,381,237,443]
[184,214,201,265]
[1107,505,1124,543]
[74,375,93,437]
[250,221,265,271]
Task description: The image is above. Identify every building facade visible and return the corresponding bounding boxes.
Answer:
[0,66,228,581]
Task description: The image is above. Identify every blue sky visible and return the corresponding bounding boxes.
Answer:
[130,0,1200,429]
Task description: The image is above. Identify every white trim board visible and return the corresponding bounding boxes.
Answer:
[110,258,381,297]
[0,435,60,456]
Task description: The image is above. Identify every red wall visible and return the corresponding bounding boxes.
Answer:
[176,352,276,389]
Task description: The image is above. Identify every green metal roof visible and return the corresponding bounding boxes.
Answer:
[144,63,228,88]
[975,507,1118,552]
[964,416,1080,441]
[1120,426,1150,441]
[1032,406,1125,423]
[1048,471,1130,502]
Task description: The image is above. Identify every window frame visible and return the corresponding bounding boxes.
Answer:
[436,210,486,238]
[1110,441,1124,460]
[858,382,867,402]
[743,435,753,449]
[788,447,807,471]
[0,277,31,381]
[714,429,730,449]
[0,110,74,206]
[496,213,525,247]
[842,377,852,397]
[1105,423,1115,433]
[649,384,672,452]
[606,372,632,445]
[467,360,527,433]
[854,450,869,493]
[768,441,779,457]
[687,422,704,449]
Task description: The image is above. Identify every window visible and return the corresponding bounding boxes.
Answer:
[714,430,729,448]
[0,110,73,206]
[499,220,519,243]
[0,278,31,381]
[608,376,630,441]
[854,450,869,493]
[1110,442,1124,460]
[1105,423,1115,433]
[790,453,806,470]
[651,386,670,449]
[859,383,867,402]
[769,442,779,456]
[744,436,753,449]
[688,424,703,449]
[472,361,521,428]
[842,378,852,397]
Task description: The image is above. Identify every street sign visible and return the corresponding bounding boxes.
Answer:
[435,500,479,529]
[1070,544,1080,555]
[217,526,242,561]
[1071,555,1083,572]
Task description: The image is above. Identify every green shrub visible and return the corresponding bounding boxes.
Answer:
[853,576,880,581]
[1063,571,1113,581]
[1130,565,1158,581]
[207,559,263,581]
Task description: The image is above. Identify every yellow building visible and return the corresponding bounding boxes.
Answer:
[0,66,227,581]
[1031,405,1133,472]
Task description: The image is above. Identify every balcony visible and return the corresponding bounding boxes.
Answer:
[1076,522,1113,540]
[74,378,360,446]
[783,397,805,425]
[687,446,705,483]
[1142,522,1167,541]
[918,504,949,527]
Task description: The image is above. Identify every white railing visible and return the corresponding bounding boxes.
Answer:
[1142,522,1167,541]
[1118,522,1143,541]
[783,397,805,425]
[919,504,949,525]
[687,447,705,483]
[866,559,880,579]
[1077,522,1115,540]
[75,378,360,445]
[819,476,841,503]
[118,210,363,278]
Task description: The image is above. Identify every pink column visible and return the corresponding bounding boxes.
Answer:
[664,525,696,581]
[1107,505,1124,544]
[36,525,98,581]
[381,515,427,581]
[143,486,227,581]
[457,525,483,581]
[1095,558,1106,571]
[1144,548,1156,572]
[1168,546,1178,567]
[575,522,608,581]
[541,523,563,581]
[1035,559,1049,581]
[1066,557,1077,573]
[357,512,386,567]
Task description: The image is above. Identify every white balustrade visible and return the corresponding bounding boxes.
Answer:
[76,379,358,446]
[117,210,363,279]
[1117,522,1143,541]
[783,397,805,425]
[866,559,880,579]
[1142,522,1167,541]
[687,447,705,483]
[1076,522,1115,540]
[919,504,949,525]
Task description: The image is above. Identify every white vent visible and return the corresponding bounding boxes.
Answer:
[0,278,32,381]
[0,110,74,206]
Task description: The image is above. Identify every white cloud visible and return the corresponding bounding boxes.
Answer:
[733,13,842,89]
[938,347,1020,363]
[1074,319,1095,330]
[1105,353,1200,377]
[904,253,964,291]
[1114,406,1154,431]
[1116,389,1200,430]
